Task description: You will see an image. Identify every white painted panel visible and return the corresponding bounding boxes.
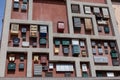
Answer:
[107,72,114,77]
[85,6,91,14]
[98,48,103,53]
[104,42,108,47]
[80,41,85,47]
[14,0,19,2]
[82,64,87,72]
[40,26,47,33]
[72,39,79,45]
[94,56,108,63]
[49,63,53,69]
[102,8,109,18]
[22,42,29,47]
[56,64,74,71]
[93,7,100,13]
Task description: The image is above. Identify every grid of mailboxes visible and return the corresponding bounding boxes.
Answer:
[71,4,93,35]
[6,52,91,77]
[71,4,113,35]
[33,54,77,77]
[13,0,28,11]
[6,53,27,76]
[6,52,120,77]
[54,38,88,57]
[33,54,91,77]
[91,40,119,66]
[9,23,48,48]
[88,6,113,35]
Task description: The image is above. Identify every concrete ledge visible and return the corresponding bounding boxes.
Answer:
[71,1,108,7]
[95,66,120,71]
[0,77,120,80]
[7,47,49,53]
[50,56,90,62]
[53,33,116,40]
